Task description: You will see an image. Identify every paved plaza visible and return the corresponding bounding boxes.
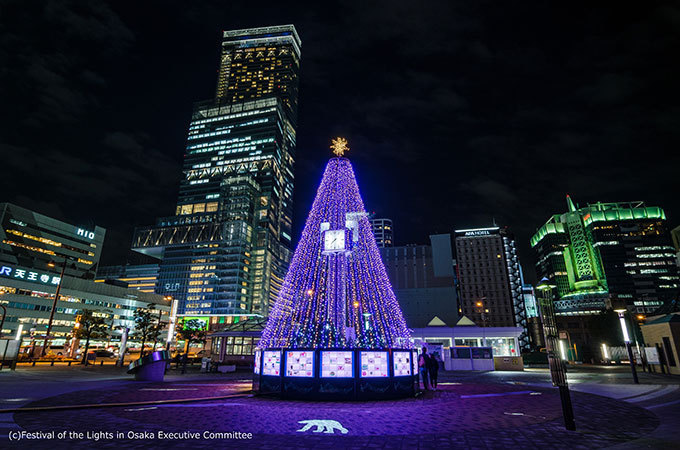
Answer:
[0,365,678,449]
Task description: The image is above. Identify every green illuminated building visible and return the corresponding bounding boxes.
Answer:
[532,197,679,315]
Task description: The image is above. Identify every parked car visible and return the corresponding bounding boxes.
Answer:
[189,350,209,361]
[47,346,66,357]
[93,350,116,358]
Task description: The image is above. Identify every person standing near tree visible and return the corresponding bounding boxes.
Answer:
[418,346,430,390]
[427,352,440,390]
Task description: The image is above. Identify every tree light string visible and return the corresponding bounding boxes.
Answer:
[259,156,412,349]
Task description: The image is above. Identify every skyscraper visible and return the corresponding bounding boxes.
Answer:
[369,217,393,247]
[672,225,680,268]
[380,234,458,328]
[132,25,301,317]
[532,197,679,315]
[454,226,529,349]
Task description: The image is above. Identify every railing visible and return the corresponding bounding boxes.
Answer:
[16,359,115,367]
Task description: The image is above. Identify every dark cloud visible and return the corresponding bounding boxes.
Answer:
[0,0,679,282]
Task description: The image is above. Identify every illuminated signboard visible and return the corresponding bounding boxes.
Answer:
[0,265,61,286]
[285,350,314,377]
[179,317,209,330]
[254,350,261,375]
[412,351,419,375]
[456,228,499,237]
[262,350,281,376]
[465,230,490,236]
[360,351,388,378]
[321,350,354,378]
[76,228,96,240]
[393,351,412,376]
[164,282,180,292]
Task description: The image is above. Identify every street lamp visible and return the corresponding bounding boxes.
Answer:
[536,279,576,431]
[0,290,6,338]
[475,298,488,347]
[42,258,75,356]
[15,323,23,341]
[601,343,610,362]
[558,339,568,361]
[149,303,165,353]
[614,308,639,384]
[166,296,178,351]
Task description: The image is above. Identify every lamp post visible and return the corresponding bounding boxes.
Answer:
[150,303,165,353]
[537,279,576,431]
[475,297,488,347]
[615,308,639,384]
[166,296,178,351]
[42,258,70,356]
[116,325,129,367]
[0,290,6,338]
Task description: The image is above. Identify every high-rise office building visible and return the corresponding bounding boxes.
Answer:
[369,217,393,248]
[380,234,458,327]
[522,283,543,349]
[672,225,680,267]
[531,197,679,315]
[132,25,301,317]
[454,226,528,348]
[0,203,104,279]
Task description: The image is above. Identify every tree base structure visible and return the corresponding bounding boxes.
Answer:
[127,350,171,382]
[253,348,419,400]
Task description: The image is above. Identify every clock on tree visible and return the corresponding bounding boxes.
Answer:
[323,229,346,253]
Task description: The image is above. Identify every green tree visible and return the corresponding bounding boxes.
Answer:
[73,309,109,365]
[176,319,207,352]
[134,308,164,357]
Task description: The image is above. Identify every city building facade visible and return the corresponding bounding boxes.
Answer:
[0,203,104,279]
[0,265,169,347]
[531,197,679,315]
[672,225,680,267]
[522,283,544,349]
[369,217,393,247]
[454,226,529,349]
[95,263,160,293]
[131,25,301,317]
[379,234,458,328]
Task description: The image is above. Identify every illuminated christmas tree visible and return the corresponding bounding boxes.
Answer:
[260,139,411,349]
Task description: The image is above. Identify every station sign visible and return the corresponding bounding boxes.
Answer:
[0,264,61,285]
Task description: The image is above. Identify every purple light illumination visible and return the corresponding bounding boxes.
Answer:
[260,156,412,349]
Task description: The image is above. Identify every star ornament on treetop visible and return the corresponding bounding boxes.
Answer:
[330,137,349,157]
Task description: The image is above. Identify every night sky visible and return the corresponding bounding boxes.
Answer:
[2,1,679,283]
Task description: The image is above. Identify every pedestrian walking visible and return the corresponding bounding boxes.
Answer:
[418,346,430,390]
[181,352,188,374]
[427,352,439,389]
